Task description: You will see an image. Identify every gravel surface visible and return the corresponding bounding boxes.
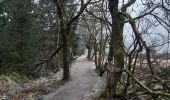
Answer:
[43,55,100,100]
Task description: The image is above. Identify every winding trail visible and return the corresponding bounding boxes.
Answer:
[43,55,100,100]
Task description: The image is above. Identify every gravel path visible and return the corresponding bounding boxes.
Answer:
[43,55,100,100]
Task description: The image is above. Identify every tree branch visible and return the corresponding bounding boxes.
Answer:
[86,9,112,26]
[68,0,92,26]
[121,0,136,12]
[123,68,170,97]
[34,45,63,70]
[120,12,170,93]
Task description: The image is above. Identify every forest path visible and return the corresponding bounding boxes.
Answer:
[43,55,100,100]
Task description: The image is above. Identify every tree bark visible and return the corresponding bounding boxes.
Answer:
[107,0,124,99]
[59,18,71,80]
[62,35,70,80]
[87,46,92,60]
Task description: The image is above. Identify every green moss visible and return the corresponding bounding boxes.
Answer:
[0,75,13,92]
[0,72,29,83]
[7,72,29,83]
[0,72,29,93]
[164,97,170,100]
[98,88,107,100]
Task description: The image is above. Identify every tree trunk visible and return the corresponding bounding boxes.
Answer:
[97,21,103,71]
[87,47,92,60]
[107,0,124,99]
[62,35,70,80]
[93,38,99,69]
[59,19,71,80]
[107,0,119,98]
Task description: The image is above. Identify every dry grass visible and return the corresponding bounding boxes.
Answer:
[0,71,63,100]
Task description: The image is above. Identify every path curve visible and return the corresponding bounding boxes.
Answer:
[43,55,100,100]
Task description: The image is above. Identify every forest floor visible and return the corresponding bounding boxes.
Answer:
[42,55,106,100]
[0,55,106,100]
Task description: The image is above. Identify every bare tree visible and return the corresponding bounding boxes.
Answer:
[52,0,92,80]
[84,0,170,99]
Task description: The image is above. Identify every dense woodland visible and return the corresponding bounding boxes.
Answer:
[0,0,170,99]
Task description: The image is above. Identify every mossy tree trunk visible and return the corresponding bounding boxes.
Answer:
[107,0,136,99]
[107,0,124,99]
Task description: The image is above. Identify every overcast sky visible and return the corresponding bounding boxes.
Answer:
[123,0,170,53]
